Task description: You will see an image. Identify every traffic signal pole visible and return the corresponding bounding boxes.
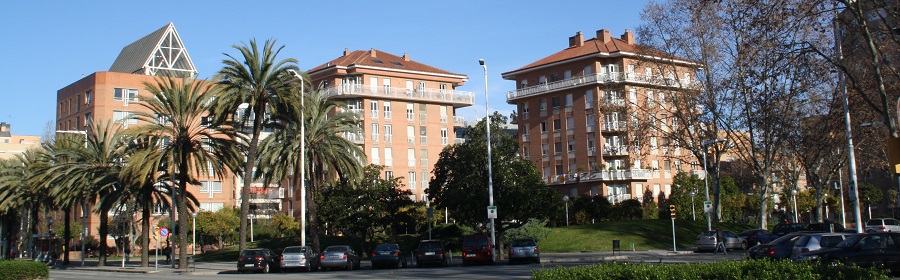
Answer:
[670,205,677,252]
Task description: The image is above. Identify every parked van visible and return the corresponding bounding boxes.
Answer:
[462,234,493,266]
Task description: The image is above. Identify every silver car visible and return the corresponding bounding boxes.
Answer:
[279,246,318,272]
[695,230,747,251]
[508,238,540,264]
[790,232,855,258]
[319,245,360,271]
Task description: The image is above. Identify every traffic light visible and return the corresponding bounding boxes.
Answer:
[669,205,676,219]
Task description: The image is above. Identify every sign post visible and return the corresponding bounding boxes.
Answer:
[703,201,713,213]
[670,205,677,252]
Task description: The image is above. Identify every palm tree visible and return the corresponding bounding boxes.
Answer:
[45,122,127,266]
[31,134,85,265]
[211,38,298,251]
[258,89,364,251]
[128,75,242,269]
[0,148,56,260]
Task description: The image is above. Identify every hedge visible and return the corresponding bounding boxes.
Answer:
[533,259,891,280]
[0,260,49,280]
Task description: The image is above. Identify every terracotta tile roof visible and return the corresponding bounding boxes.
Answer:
[509,36,638,73]
[308,49,464,77]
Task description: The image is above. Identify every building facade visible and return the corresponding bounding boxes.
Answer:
[0,122,41,160]
[502,29,699,203]
[307,49,474,201]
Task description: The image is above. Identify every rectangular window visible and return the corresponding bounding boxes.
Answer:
[565,94,573,107]
[407,125,415,144]
[441,128,448,145]
[585,90,594,109]
[629,89,637,106]
[554,142,562,155]
[385,171,393,179]
[406,80,414,95]
[539,99,547,111]
[408,148,416,167]
[542,144,549,156]
[521,125,529,140]
[568,140,575,153]
[383,78,391,94]
[553,119,561,131]
[541,122,547,133]
[114,88,138,106]
[646,91,654,108]
[421,172,429,191]
[659,92,666,108]
[440,106,448,123]
[419,126,427,145]
[419,104,427,122]
[370,77,378,92]
[85,90,93,104]
[551,96,560,108]
[371,147,380,165]
[584,66,592,75]
[384,147,393,166]
[586,114,595,132]
[383,101,392,119]
[406,103,414,120]
[384,124,393,142]
[112,110,138,125]
[370,101,379,118]
[650,137,658,151]
[84,112,93,127]
[200,181,223,193]
[567,117,574,131]
[521,102,530,119]
[371,123,379,142]
[420,149,429,167]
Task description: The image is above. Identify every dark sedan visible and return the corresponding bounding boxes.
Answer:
[740,229,777,246]
[747,232,805,259]
[370,243,404,269]
[793,232,900,274]
[237,248,280,273]
[415,240,448,267]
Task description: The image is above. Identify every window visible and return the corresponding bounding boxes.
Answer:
[113,110,138,126]
[385,171,393,179]
[441,128,448,145]
[588,138,595,154]
[408,149,416,167]
[564,70,572,79]
[568,140,575,153]
[371,147,380,165]
[371,123,379,142]
[674,160,682,171]
[520,79,528,89]
[551,96,560,108]
[407,125,415,144]
[542,144,549,156]
[113,88,138,101]
[565,94,573,107]
[418,81,426,92]
[629,89,637,106]
[586,114,595,132]
[541,121,547,133]
[200,202,225,212]
[553,119,561,131]
[522,102,530,119]
[383,101,392,119]
[200,181,223,193]
[419,104,427,122]
[554,142,562,155]
[647,91,654,108]
[584,66,592,75]
[419,126,427,145]
[370,101,379,118]
[383,78,391,94]
[406,103,414,120]
[84,112,93,127]
[440,106,448,123]
[539,99,547,111]
[650,137,658,151]
[370,77,378,92]
[85,90,93,104]
[421,172,429,191]
[585,90,594,109]
[566,117,574,131]
[523,147,530,158]
[659,92,666,108]
[420,149,429,167]
[384,147,393,166]
[384,124,393,142]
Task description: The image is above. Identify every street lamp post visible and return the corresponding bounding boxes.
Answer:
[690,191,696,221]
[479,59,497,261]
[249,214,254,243]
[791,189,799,223]
[563,195,570,226]
[287,69,307,247]
[192,212,197,256]
[702,138,725,231]
[833,5,864,233]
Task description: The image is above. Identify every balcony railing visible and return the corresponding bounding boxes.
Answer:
[507,72,696,101]
[607,193,633,204]
[603,146,628,156]
[453,116,466,127]
[323,84,475,106]
[549,169,653,185]
[601,121,627,132]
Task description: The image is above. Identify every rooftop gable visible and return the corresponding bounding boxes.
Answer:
[109,22,198,78]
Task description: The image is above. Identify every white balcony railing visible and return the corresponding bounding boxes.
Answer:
[323,84,475,106]
[453,116,465,126]
[601,121,627,132]
[607,193,632,204]
[507,72,697,101]
[603,146,628,156]
[554,169,653,185]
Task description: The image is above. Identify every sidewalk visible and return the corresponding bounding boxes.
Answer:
[57,257,235,275]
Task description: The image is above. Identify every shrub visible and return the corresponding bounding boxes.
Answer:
[532,259,891,280]
[0,260,48,280]
[504,218,552,242]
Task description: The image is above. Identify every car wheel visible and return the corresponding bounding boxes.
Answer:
[535,257,541,264]
[347,262,353,271]
[262,263,269,274]
[397,260,402,269]
[740,241,748,250]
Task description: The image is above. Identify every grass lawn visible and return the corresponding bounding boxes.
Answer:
[539,219,755,252]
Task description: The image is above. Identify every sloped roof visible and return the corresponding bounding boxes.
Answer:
[308,49,465,77]
[109,22,197,77]
[507,36,638,75]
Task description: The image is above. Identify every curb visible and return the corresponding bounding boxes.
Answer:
[543,255,628,263]
[68,267,160,274]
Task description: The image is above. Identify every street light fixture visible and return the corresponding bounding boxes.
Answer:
[563,195,570,226]
[702,138,726,231]
[791,189,799,223]
[689,190,696,221]
[192,212,197,256]
[286,69,307,247]
[479,59,497,261]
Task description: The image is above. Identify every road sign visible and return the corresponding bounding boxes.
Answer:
[487,206,497,219]
[160,228,169,237]
[703,201,713,213]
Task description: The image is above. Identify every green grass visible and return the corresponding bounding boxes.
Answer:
[539,219,754,252]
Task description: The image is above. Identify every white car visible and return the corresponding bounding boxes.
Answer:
[865,218,900,232]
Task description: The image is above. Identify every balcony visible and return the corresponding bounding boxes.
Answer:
[323,84,475,107]
[601,121,627,132]
[507,72,696,101]
[603,146,628,156]
[606,193,633,204]
[600,99,626,107]
[453,116,466,127]
[551,169,653,185]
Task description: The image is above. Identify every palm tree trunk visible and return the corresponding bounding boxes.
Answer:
[239,115,263,251]
[98,206,109,267]
[63,207,71,265]
[177,179,189,269]
[141,202,150,267]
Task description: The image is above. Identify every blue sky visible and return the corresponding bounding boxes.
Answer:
[0,0,649,137]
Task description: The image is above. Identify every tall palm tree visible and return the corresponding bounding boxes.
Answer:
[258,89,365,251]
[31,135,84,265]
[0,148,56,260]
[211,38,298,251]
[128,75,242,269]
[46,121,127,266]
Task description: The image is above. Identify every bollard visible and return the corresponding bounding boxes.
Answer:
[630,243,635,251]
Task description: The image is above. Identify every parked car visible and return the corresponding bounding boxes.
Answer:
[279,246,318,272]
[807,221,845,233]
[319,245,360,271]
[462,234,494,266]
[739,229,777,246]
[793,232,900,274]
[508,238,540,264]
[772,222,809,237]
[865,218,900,233]
[747,232,805,259]
[370,243,404,269]
[695,230,746,252]
[790,232,855,258]
[415,240,448,268]
[237,248,280,273]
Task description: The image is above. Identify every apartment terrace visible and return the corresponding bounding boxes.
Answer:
[321,84,475,107]
[507,72,696,101]
[544,169,653,185]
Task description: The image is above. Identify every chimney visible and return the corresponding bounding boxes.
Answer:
[370,48,377,57]
[343,48,350,56]
[0,122,9,133]
[403,52,410,61]
[621,29,635,45]
[597,29,611,43]
[569,31,584,48]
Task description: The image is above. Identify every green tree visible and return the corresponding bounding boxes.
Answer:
[503,218,552,241]
[129,76,243,268]
[428,112,560,244]
[270,213,300,237]
[668,172,705,222]
[195,208,239,249]
[211,38,298,251]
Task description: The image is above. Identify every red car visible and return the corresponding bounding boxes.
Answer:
[462,234,494,266]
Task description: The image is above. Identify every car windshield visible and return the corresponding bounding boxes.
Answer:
[819,236,846,248]
[419,242,442,251]
[511,239,537,247]
[282,247,307,254]
[240,250,264,257]
[464,236,488,247]
[324,246,348,253]
[835,234,864,248]
[771,233,801,245]
[375,244,398,251]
